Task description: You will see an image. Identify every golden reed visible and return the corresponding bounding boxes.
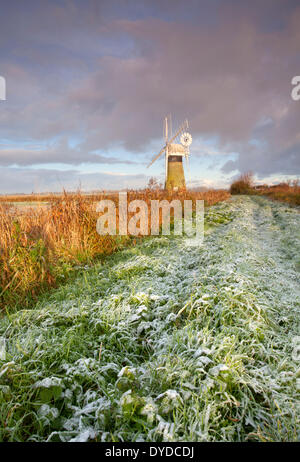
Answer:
[0,188,230,312]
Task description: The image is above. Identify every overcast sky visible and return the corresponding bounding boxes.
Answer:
[0,0,299,193]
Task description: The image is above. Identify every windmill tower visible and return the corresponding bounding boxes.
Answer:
[147,116,192,191]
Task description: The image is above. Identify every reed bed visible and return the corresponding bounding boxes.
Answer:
[0,188,230,313]
[254,182,300,206]
[230,174,300,206]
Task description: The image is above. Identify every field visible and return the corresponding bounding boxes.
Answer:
[230,175,300,206]
[254,183,300,206]
[0,189,229,313]
[0,195,299,441]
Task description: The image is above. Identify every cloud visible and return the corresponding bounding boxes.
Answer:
[0,0,299,190]
[0,138,138,166]
[0,166,148,194]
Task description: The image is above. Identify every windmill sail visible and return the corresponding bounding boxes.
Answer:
[147,145,167,168]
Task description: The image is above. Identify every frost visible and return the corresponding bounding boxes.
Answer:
[136,305,148,315]
[0,365,13,378]
[62,389,73,400]
[69,429,97,442]
[156,390,183,414]
[209,364,229,377]
[38,405,59,425]
[137,321,151,334]
[196,356,213,366]
[120,389,133,405]
[155,416,176,441]
[166,313,177,322]
[33,377,63,389]
[1,196,299,442]
[194,348,212,358]
[0,385,10,395]
[140,399,158,424]
[118,366,136,379]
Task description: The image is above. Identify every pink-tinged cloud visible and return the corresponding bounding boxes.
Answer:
[0,0,299,190]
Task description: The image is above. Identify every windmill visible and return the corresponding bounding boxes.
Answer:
[147,116,192,191]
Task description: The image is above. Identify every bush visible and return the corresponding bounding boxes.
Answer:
[230,173,254,195]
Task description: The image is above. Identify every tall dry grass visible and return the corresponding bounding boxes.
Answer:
[0,188,230,312]
[230,174,300,206]
[254,181,300,206]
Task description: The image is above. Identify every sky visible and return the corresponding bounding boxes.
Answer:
[0,0,299,193]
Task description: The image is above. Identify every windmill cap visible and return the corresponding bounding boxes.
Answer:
[168,143,186,153]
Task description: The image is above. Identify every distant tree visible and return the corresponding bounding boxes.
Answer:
[147,177,161,190]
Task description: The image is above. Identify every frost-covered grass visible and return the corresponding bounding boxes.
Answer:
[0,196,299,442]
[0,189,229,312]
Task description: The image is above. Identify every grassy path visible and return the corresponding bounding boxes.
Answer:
[0,196,299,441]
